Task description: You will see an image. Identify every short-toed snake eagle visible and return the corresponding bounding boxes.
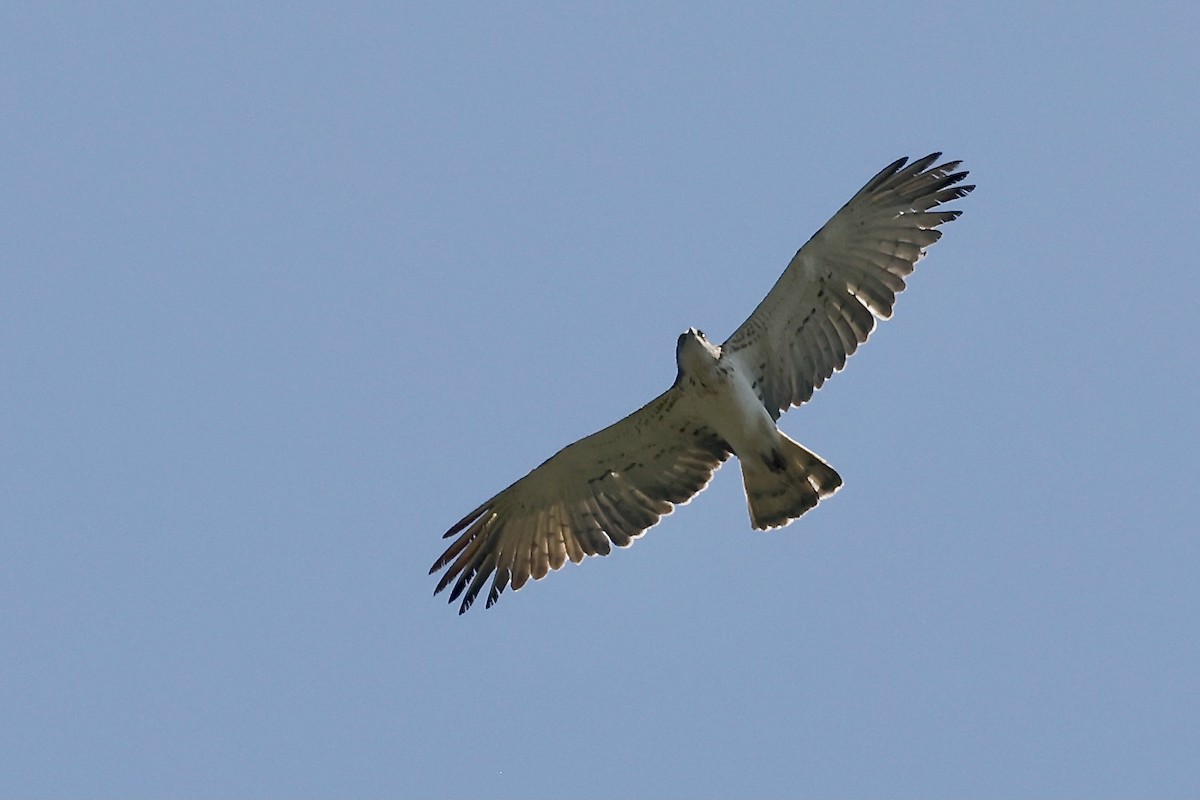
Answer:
[430,153,973,613]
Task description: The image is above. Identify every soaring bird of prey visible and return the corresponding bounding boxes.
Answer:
[431,153,973,613]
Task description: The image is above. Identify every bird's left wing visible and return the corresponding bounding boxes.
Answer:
[430,388,730,613]
[722,153,973,419]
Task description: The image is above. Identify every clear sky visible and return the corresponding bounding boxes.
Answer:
[3,3,1198,798]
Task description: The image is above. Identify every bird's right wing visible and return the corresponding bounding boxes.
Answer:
[430,389,730,613]
[722,153,973,419]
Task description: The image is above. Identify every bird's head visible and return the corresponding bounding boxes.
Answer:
[675,327,721,379]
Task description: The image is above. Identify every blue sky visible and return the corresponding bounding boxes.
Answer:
[3,3,1198,797]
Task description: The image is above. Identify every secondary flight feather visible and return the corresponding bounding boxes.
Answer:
[430,153,973,613]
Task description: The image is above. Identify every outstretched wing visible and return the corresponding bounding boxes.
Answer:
[430,389,730,613]
[722,153,973,419]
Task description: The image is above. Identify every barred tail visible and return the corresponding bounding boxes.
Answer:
[741,433,842,529]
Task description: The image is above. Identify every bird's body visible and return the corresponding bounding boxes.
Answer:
[674,328,841,528]
[431,153,973,613]
[674,329,773,464]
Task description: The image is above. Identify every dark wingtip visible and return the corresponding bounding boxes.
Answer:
[872,155,909,187]
[907,152,941,175]
[457,589,478,614]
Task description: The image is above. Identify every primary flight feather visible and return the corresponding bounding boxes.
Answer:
[430,153,973,613]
